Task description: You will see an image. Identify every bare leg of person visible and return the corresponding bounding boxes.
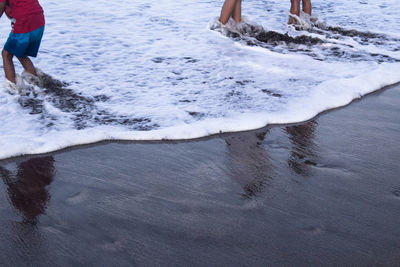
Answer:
[219,0,237,25]
[2,49,15,83]
[232,0,242,23]
[302,0,312,15]
[18,56,37,76]
[288,0,300,24]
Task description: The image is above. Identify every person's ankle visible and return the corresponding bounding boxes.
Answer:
[5,77,15,84]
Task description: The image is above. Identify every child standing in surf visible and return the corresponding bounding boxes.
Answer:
[219,0,242,25]
[0,0,45,90]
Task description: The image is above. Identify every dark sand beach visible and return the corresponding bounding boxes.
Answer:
[0,84,399,266]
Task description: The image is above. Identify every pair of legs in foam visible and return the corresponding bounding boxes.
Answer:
[219,0,242,25]
[2,50,37,84]
[288,0,312,24]
[2,25,45,89]
[218,0,311,26]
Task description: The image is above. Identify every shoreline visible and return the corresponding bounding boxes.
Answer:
[1,81,399,164]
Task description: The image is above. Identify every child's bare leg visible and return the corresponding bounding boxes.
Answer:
[302,0,312,15]
[2,49,16,83]
[219,0,237,24]
[18,56,37,76]
[232,0,242,23]
[288,0,300,24]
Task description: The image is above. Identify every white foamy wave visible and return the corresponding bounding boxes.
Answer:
[0,0,399,159]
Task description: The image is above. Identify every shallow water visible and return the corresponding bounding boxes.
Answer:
[0,0,399,159]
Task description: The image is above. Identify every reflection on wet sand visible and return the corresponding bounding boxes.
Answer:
[0,156,55,224]
[223,121,319,198]
[285,121,318,176]
[223,130,273,199]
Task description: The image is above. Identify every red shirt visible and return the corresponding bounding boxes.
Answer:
[1,0,45,33]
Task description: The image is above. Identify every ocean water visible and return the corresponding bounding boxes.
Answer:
[0,0,399,159]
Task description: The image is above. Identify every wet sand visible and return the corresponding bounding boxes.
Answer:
[0,84,400,266]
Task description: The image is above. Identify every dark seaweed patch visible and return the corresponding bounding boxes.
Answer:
[183,57,199,63]
[212,20,400,63]
[226,90,242,97]
[323,26,385,39]
[261,89,282,98]
[312,24,400,51]
[18,97,44,115]
[256,31,322,45]
[93,94,110,102]
[152,56,200,65]
[179,99,195,103]
[17,74,158,131]
[235,80,254,86]
[187,111,205,119]
[152,57,173,64]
